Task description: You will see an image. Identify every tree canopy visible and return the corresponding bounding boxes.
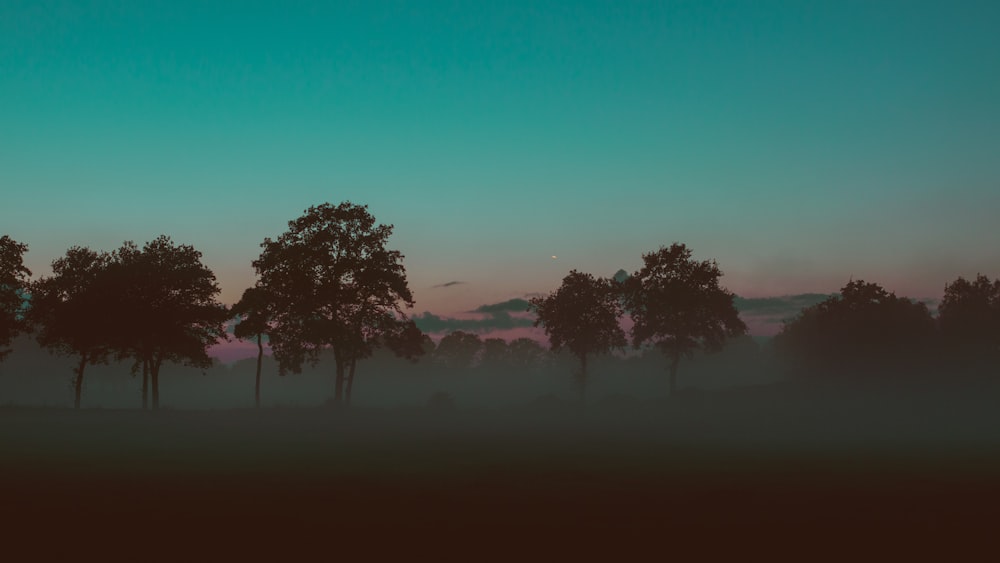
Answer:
[105,236,230,409]
[622,243,746,394]
[773,279,936,380]
[0,235,31,361]
[434,330,483,369]
[938,274,1000,368]
[530,270,626,398]
[232,286,273,408]
[29,247,114,408]
[252,201,415,404]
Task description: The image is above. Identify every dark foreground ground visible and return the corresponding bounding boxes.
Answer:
[4,384,1000,557]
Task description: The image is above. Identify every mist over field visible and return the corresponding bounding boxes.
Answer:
[0,333,778,410]
[4,331,1000,556]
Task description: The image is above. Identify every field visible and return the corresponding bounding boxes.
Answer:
[4,383,1000,557]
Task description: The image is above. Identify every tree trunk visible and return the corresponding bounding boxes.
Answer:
[577,353,588,402]
[668,352,680,396]
[151,357,161,411]
[254,333,263,409]
[73,353,88,410]
[345,359,357,406]
[334,359,345,404]
[141,357,149,411]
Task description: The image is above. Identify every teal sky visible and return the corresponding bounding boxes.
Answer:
[3,0,999,316]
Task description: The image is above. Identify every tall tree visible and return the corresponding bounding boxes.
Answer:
[106,236,230,410]
[530,270,626,399]
[622,244,746,396]
[252,202,415,405]
[29,247,114,409]
[773,279,936,380]
[936,274,1000,370]
[0,235,31,362]
[232,286,272,408]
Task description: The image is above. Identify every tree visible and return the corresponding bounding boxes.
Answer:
[342,309,425,405]
[383,319,428,363]
[508,337,548,371]
[0,235,31,362]
[773,279,936,380]
[481,338,511,369]
[232,287,272,408]
[105,236,230,410]
[622,244,746,396]
[530,270,626,399]
[937,274,1000,370]
[252,202,415,405]
[434,330,483,369]
[29,247,114,409]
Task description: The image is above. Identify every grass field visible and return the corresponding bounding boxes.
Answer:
[4,385,1000,557]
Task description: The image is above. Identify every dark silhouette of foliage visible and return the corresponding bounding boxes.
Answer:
[104,236,230,410]
[0,235,31,362]
[434,330,483,369]
[938,274,1000,370]
[481,337,511,368]
[28,247,115,408]
[508,337,548,371]
[773,279,936,380]
[383,319,427,363]
[530,270,626,399]
[252,202,415,405]
[622,244,746,395]
[418,333,437,357]
[232,286,272,408]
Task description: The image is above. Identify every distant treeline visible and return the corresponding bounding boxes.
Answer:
[1,202,998,410]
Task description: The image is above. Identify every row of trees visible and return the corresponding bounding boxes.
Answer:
[3,202,999,410]
[774,276,1000,380]
[1,203,751,409]
[18,237,230,409]
[529,245,747,398]
[1,203,425,410]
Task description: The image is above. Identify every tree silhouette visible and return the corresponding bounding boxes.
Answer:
[622,244,746,396]
[342,308,425,405]
[105,236,230,410]
[252,202,414,405]
[29,247,115,409]
[937,274,1000,371]
[383,319,427,363]
[530,270,626,399]
[0,235,31,362]
[232,286,272,408]
[434,330,483,369]
[773,279,936,380]
[481,337,511,369]
[508,337,548,371]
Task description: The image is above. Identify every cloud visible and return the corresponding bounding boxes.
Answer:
[472,298,532,314]
[433,281,466,288]
[413,311,535,334]
[733,294,836,336]
[733,294,834,317]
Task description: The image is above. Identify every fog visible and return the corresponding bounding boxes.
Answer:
[3,333,999,454]
[4,335,1000,554]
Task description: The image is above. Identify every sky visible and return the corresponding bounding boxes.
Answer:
[3,0,999,333]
